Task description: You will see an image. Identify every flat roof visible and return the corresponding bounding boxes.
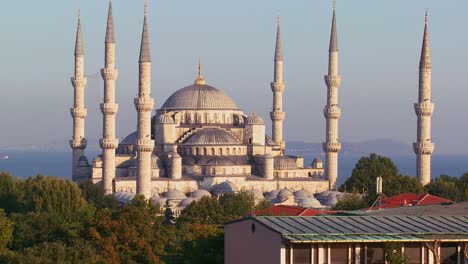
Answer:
[239,215,468,243]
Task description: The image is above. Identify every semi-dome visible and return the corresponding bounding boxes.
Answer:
[274,156,298,170]
[163,189,186,200]
[206,156,235,166]
[213,181,238,195]
[299,197,322,208]
[246,113,264,125]
[161,84,239,110]
[157,114,175,124]
[179,197,197,207]
[184,128,240,145]
[294,189,311,201]
[191,189,212,198]
[277,188,293,202]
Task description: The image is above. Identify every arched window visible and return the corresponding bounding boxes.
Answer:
[226,148,230,155]
[196,148,200,156]
[203,148,207,155]
[211,168,216,175]
[219,148,223,156]
[243,168,246,174]
[274,172,279,178]
[233,148,237,155]
[211,148,215,156]
[223,168,226,175]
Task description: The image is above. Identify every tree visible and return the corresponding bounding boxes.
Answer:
[79,180,119,209]
[332,193,368,211]
[0,172,19,214]
[0,209,13,249]
[427,174,468,201]
[219,192,255,221]
[384,174,424,197]
[178,197,224,225]
[341,153,398,195]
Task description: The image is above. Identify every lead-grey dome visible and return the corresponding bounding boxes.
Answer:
[121,131,137,145]
[161,84,239,110]
[191,189,212,198]
[163,189,186,200]
[213,181,238,195]
[184,128,240,145]
[157,114,175,124]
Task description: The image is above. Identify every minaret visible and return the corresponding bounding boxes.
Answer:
[100,0,119,194]
[70,10,88,181]
[323,2,342,190]
[135,1,155,198]
[270,17,286,150]
[413,11,434,186]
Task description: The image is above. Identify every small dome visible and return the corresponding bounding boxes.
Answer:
[94,156,102,162]
[268,189,280,199]
[321,196,338,207]
[163,189,187,200]
[161,84,239,110]
[246,189,264,201]
[213,181,238,195]
[114,192,136,204]
[179,197,197,207]
[299,197,322,208]
[184,128,240,145]
[157,114,175,124]
[246,113,264,125]
[264,154,273,159]
[191,189,212,198]
[151,197,168,207]
[277,188,293,202]
[294,189,311,201]
[129,158,137,168]
[274,156,298,170]
[168,152,181,159]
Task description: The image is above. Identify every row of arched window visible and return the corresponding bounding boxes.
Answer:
[179,146,246,156]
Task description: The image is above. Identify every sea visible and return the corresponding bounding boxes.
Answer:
[0,151,467,185]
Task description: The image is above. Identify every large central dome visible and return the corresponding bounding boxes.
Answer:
[161,84,239,110]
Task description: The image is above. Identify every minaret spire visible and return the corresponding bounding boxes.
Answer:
[100,0,119,194]
[105,0,115,43]
[323,1,342,190]
[413,10,434,185]
[70,9,88,182]
[135,0,155,198]
[270,16,286,150]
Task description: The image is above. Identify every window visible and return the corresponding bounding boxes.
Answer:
[330,244,348,264]
[292,244,311,264]
[440,243,458,264]
[404,243,421,264]
[366,244,384,264]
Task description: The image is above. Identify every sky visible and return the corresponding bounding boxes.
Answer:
[0,0,467,154]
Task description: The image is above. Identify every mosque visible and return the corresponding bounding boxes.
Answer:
[70,1,434,204]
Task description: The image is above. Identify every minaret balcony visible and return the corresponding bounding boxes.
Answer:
[136,139,155,152]
[270,111,285,121]
[71,77,87,88]
[100,68,119,81]
[270,82,285,93]
[70,138,87,149]
[322,142,342,153]
[70,107,87,119]
[134,97,154,112]
[324,75,341,88]
[323,106,341,119]
[413,142,434,155]
[100,103,118,115]
[99,138,119,149]
[414,103,434,116]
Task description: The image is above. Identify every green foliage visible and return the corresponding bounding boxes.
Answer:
[383,243,409,264]
[178,196,224,225]
[342,153,398,195]
[426,173,468,201]
[0,172,20,214]
[79,180,119,209]
[341,154,425,205]
[219,192,255,221]
[0,209,13,249]
[332,193,368,210]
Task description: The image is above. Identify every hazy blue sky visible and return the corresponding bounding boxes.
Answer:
[0,0,467,154]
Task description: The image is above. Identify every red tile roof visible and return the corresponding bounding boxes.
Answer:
[250,205,339,216]
[375,193,452,209]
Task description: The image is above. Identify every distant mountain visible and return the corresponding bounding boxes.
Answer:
[286,139,411,157]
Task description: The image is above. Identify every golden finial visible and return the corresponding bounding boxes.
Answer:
[194,58,205,85]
